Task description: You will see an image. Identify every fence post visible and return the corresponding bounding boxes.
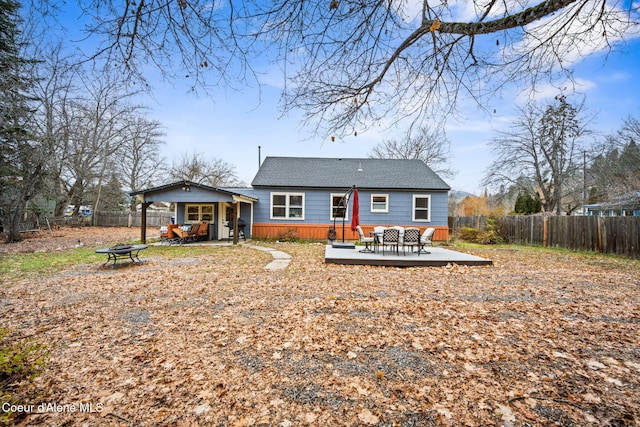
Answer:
[530,216,534,245]
[543,216,549,247]
[597,216,604,253]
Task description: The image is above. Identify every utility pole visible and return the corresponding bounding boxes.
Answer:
[582,150,587,215]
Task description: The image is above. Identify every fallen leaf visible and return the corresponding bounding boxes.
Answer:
[358,408,379,425]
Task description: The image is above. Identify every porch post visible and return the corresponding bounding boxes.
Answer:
[141,202,152,243]
[232,201,239,245]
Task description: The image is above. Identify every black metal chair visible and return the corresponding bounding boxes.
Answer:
[382,228,399,255]
[402,227,421,255]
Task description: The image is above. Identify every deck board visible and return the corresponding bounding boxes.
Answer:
[324,245,492,267]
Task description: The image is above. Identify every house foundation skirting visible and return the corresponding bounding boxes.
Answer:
[252,223,449,241]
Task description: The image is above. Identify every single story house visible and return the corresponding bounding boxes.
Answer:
[130,157,451,243]
[584,191,640,217]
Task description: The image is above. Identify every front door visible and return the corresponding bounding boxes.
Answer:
[218,203,234,240]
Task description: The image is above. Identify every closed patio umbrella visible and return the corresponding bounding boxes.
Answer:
[350,188,360,231]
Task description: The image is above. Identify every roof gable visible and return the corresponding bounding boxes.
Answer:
[251,157,450,190]
[129,180,257,202]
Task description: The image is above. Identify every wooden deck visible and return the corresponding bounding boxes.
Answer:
[324,245,492,267]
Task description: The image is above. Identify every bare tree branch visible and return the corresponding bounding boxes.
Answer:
[28,0,640,136]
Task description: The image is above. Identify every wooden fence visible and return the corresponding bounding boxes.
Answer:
[449,215,640,259]
[92,211,174,227]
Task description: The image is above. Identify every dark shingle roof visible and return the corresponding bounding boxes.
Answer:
[251,157,450,190]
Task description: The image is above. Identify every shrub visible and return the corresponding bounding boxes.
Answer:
[277,228,299,242]
[1,329,48,425]
[456,216,505,245]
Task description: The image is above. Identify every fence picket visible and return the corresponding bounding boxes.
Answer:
[450,215,640,259]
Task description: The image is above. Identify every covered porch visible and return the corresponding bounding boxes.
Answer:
[130,180,257,244]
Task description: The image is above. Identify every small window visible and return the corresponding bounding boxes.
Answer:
[186,204,214,222]
[412,195,431,222]
[271,193,305,220]
[201,205,213,221]
[330,194,349,221]
[371,194,388,213]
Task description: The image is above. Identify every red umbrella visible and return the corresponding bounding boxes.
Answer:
[350,189,360,231]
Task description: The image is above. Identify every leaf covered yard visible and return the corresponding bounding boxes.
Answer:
[1,229,639,426]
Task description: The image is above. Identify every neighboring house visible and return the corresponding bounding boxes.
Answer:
[248,157,450,241]
[584,191,640,217]
[130,157,451,242]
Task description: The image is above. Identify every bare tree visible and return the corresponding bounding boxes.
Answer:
[369,126,455,179]
[588,117,640,201]
[117,116,166,211]
[28,0,639,136]
[168,151,240,187]
[29,44,80,217]
[54,68,147,219]
[482,96,591,214]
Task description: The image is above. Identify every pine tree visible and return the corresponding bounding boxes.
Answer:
[0,0,42,242]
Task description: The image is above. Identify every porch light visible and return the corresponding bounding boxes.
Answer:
[182,184,191,192]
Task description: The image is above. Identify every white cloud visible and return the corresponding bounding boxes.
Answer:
[504,0,640,67]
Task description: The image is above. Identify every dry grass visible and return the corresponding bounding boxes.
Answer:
[1,228,639,426]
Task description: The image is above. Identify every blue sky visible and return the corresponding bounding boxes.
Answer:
[149,35,640,195]
[38,1,640,195]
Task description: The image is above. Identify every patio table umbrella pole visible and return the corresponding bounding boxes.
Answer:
[339,185,356,242]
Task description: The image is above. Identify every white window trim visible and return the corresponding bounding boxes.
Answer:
[270,192,305,220]
[185,203,214,222]
[412,195,431,222]
[330,193,349,221]
[370,193,389,213]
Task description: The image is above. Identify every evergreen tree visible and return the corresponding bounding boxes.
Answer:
[0,0,43,242]
[514,193,542,215]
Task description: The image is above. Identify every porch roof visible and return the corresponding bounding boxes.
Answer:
[130,180,257,203]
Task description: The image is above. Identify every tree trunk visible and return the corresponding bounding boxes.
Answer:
[2,208,24,243]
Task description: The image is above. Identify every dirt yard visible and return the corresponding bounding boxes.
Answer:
[1,227,639,426]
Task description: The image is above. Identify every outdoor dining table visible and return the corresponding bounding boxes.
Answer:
[95,244,148,268]
[371,230,385,253]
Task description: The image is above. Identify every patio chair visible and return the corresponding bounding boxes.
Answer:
[160,226,169,243]
[382,228,400,255]
[419,227,435,254]
[195,221,209,241]
[173,224,200,244]
[402,227,421,255]
[356,225,375,253]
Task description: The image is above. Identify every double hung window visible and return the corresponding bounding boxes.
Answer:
[412,195,431,222]
[330,194,349,221]
[271,193,304,219]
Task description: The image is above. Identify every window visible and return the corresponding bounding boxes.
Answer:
[412,195,431,222]
[186,204,214,222]
[330,194,349,221]
[271,193,305,219]
[371,194,388,213]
